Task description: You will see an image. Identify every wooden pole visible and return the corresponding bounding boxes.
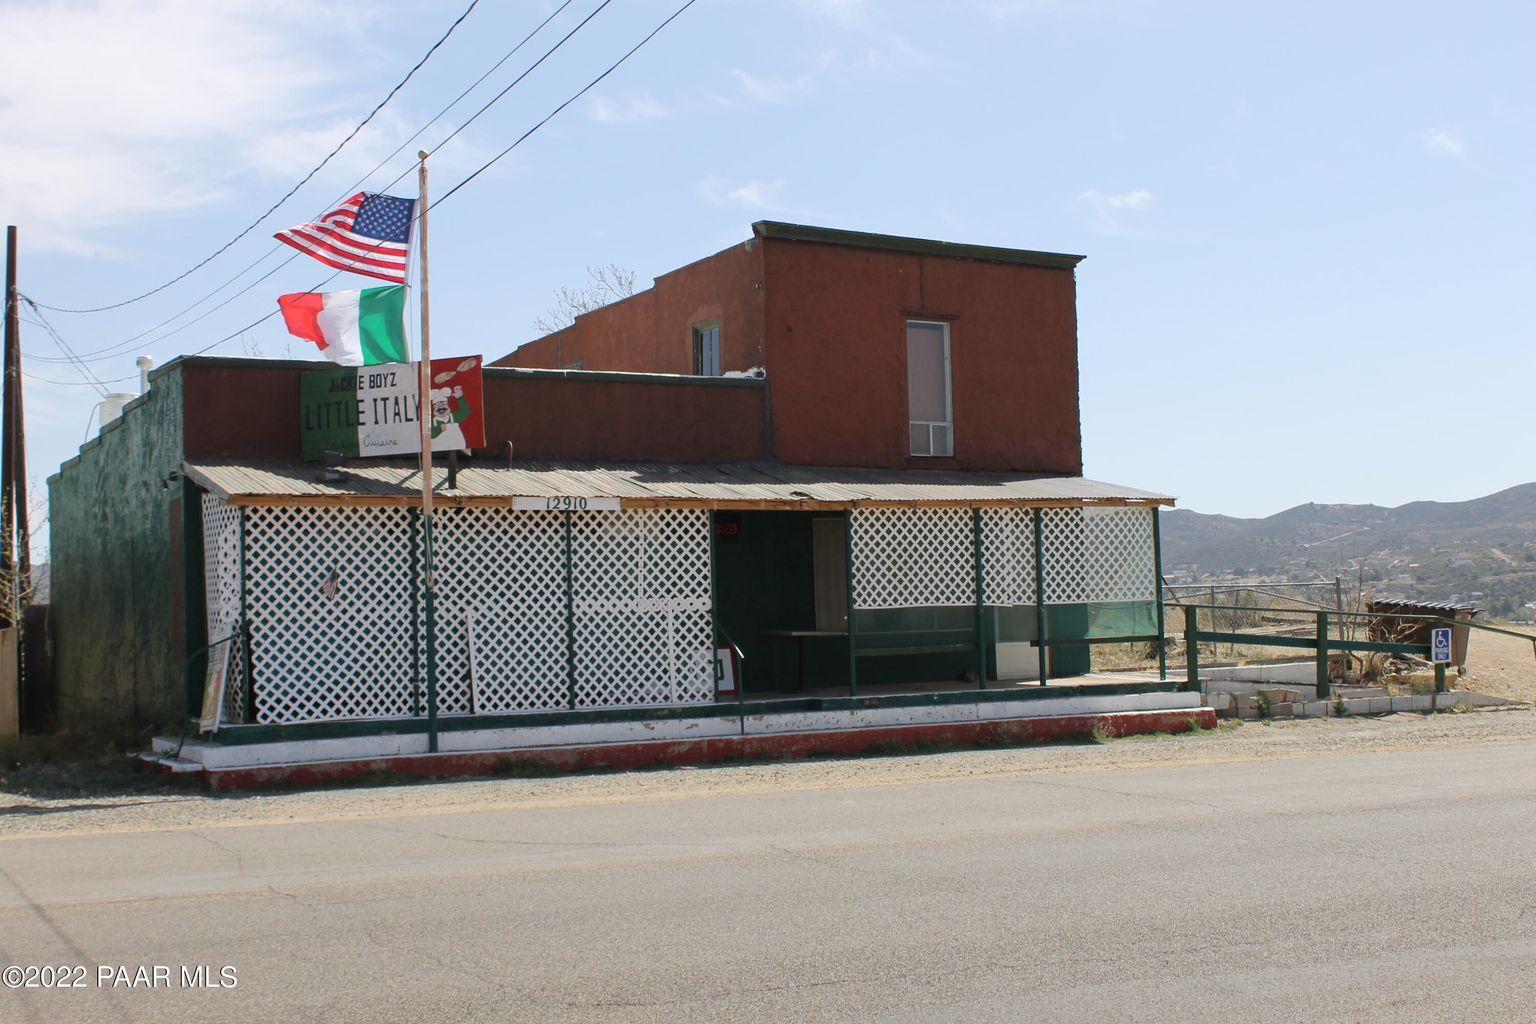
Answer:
[12,277,26,600]
[416,153,438,753]
[1,226,17,628]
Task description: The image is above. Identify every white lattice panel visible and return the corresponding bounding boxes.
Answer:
[979,507,1037,606]
[1040,506,1156,604]
[850,507,975,609]
[244,506,417,723]
[570,509,713,709]
[201,494,246,724]
[434,508,568,713]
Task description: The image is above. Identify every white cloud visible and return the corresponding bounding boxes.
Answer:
[0,0,394,253]
[857,34,930,71]
[1425,130,1465,157]
[730,67,819,104]
[696,176,789,212]
[722,5,926,106]
[793,0,873,27]
[1081,189,1153,209]
[981,0,1061,16]
[588,92,674,125]
[1077,188,1154,234]
[726,180,785,209]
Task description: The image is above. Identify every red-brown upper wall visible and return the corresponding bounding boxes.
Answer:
[489,223,1085,474]
[497,241,765,374]
[180,362,768,463]
[760,237,1083,474]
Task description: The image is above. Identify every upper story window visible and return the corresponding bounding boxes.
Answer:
[692,322,721,376]
[906,320,952,457]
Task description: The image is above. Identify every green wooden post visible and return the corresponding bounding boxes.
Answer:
[844,509,858,697]
[407,508,421,717]
[1315,610,1330,700]
[564,511,577,710]
[238,507,253,724]
[180,480,207,721]
[709,511,721,700]
[1032,508,1049,686]
[1183,605,1199,692]
[423,512,438,753]
[1435,663,1447,694]
[972,508,987,688]
[1153,507,1167,682]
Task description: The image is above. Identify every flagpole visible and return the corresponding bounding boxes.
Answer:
[416,150,438,754]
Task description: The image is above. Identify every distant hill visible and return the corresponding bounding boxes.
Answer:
[1161,484,1536,618]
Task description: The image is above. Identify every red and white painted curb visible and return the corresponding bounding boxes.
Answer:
[141,707,1217,791]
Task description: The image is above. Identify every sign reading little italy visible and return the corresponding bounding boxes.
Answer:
[299,355,486,460]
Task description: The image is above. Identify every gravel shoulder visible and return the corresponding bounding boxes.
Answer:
[2,708,1533,841]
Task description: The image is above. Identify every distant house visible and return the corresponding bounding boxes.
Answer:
[48,222,1183,751]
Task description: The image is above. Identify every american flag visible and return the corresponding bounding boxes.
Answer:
[274,192,416,284]
[320,566,340,599]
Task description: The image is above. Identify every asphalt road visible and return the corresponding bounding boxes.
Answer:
[2,738,1534,1023]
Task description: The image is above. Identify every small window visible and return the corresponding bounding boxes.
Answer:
[692,322,721,376]
[906,320,952,456]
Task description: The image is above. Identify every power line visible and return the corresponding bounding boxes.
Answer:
[18,251,303,367]
[24,366,135,388]
[339,0,583,210]
[25,245,291,364]
[17,305,115,395]
[435,0,700,207]
[421,0,616,165]
[33,0,699,369]
[28,0,486,315]
[22,0,585,367]
[187,0,700,361]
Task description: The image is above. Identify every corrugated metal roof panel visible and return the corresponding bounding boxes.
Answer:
[183,459,1176,507]
[1368,599,1480,614]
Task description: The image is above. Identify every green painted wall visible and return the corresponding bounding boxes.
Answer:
[47,366,187,734]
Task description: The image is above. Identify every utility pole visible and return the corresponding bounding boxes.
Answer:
[1,226,18,628]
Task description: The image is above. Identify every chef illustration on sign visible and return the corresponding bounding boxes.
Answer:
[428,357,479,451]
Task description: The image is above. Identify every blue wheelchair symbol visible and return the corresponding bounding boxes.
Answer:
[1430,628,1452,664]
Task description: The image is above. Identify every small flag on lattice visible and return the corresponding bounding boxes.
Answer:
[320,567,340,599]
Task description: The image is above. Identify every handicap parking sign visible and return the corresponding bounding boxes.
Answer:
[1430,627,1453,664]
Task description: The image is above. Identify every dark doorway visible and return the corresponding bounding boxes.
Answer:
[713,511,850,694]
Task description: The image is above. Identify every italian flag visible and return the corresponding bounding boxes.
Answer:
[278,286,407,366]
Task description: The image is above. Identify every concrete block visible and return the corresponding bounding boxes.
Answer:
[1301,701,1329,717]
[1335,686,1388,699]
[1259,687,1302,705]
[1368,697,1392,714]
[1271,702,1295,718]
[1202,692,1233,710]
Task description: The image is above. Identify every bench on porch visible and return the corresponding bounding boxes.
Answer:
[854,629,977,660]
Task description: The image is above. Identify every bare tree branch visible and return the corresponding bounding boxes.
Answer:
[531,264,638,335]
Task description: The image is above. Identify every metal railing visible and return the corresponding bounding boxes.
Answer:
[1176,605,1482,698]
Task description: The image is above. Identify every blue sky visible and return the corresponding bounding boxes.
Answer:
[7,0,1532,556]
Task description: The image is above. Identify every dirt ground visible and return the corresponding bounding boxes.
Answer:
[1457,625,1536,702]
